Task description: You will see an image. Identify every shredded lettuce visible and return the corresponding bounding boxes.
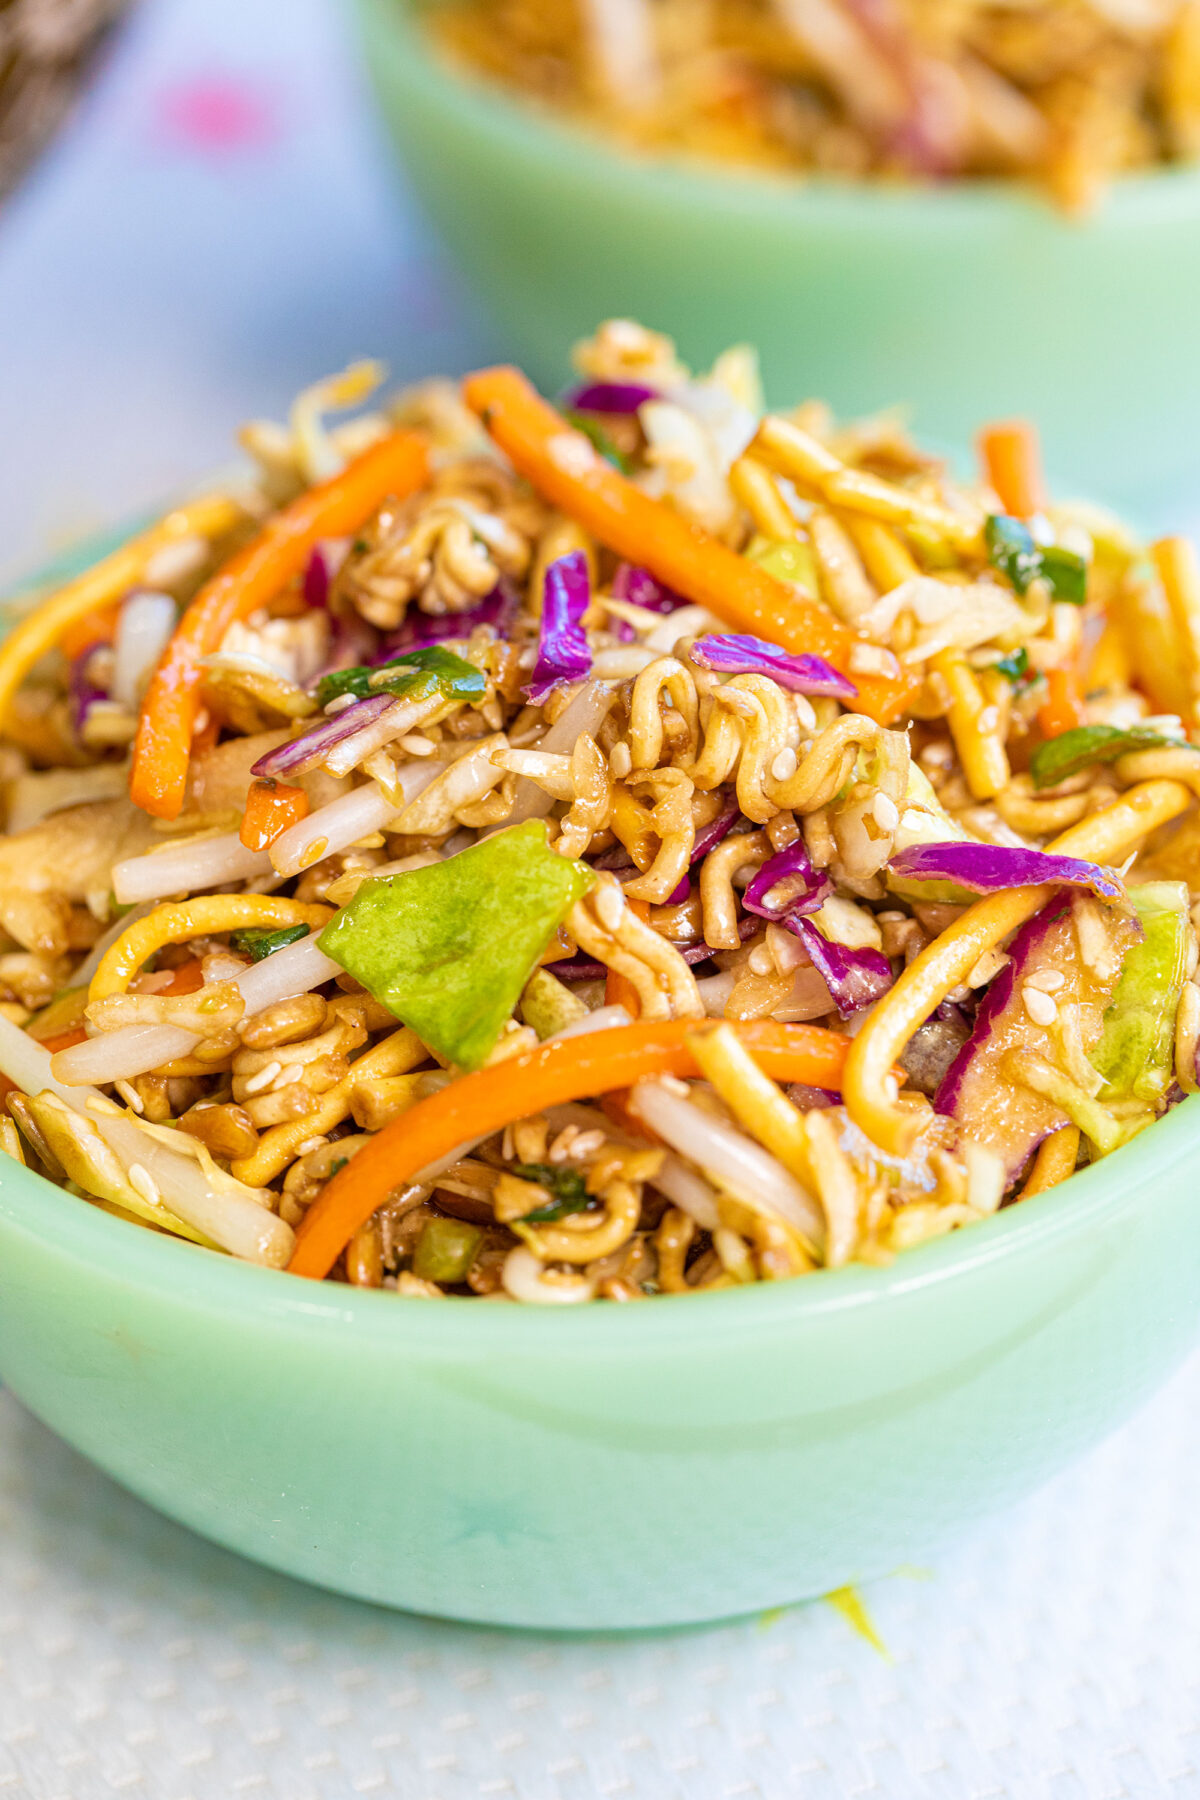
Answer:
[319,820,595,1070]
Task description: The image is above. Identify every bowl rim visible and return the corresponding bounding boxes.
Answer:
[3,1082,1195,1350]
[358,0,1200,230]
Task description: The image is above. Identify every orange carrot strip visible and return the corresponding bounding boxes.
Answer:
[288,1018,851,1280]
[239,778,309,852]
[977,420,1045,520]
[155,958,206,997]
[130,431,429,820]
[1038,666,1083,740]
[60,603,121,661]
[462,367,920,728]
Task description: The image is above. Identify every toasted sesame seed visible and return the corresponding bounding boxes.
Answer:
[793,696,817,731]
[609,741,632,779]
[749,945,775,976]
[1023,986,1058,1027]
[243,1060,283,1095]
[115,1080,144,1115]
[872,793,899,831]
[1026,968,1066,993]
[771,748,798,782]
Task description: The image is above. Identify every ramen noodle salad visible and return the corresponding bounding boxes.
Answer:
[430,0,1200,210]
[1,321,1199,1301]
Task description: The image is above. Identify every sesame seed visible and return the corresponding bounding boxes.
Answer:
[1023,986,1058,1027]
[1026,968,1066,993]
[771,748,798,782]
[243,1060,283,1095]
[609,741,632,779]
[872,793,899,831]
[127,1163,160,1208]
[295,1137,327,1158]
[115,1080,144,1115]
[793,696,817,731]
[749,945,775,976]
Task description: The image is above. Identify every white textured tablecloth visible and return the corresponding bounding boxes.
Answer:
[1,2,1200,1794]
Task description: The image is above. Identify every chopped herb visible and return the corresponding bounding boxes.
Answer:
[1030,722,1184,789]
[316,645,484,711]
[513,1160,592,1222]
[328,1157,348,1178]
[986,513,1088,605]
[985,514,1041,595]
[564,409,633,474]
[994,647,1030,683]
[228,922,311,961]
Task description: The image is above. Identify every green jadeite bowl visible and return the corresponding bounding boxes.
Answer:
[1,1040,1198,1628]
[354,0,1200,523]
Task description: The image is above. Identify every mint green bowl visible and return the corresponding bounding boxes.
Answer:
[355,0,1200,521]
[1,1089,1199,1628]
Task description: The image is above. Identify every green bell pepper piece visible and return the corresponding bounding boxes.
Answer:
[1090,882,1191,1107]
[316,645,485,710]
[1030,723,1180,790]
[319,819,595,1071]
[411,1216,483,1284]
[986,514,1087,604]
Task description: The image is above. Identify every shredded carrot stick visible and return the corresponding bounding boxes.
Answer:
[0,494,242,733]
[60,603,121,661]
[130,431,429,820]
[155,958,206,997]
[288,1018,853,1279]
[239,778,309,851]
[1037,666,1084,740]
[462,367,920,728]
[978,420,1045,520]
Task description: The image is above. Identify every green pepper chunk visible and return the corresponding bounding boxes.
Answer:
[993,647,1030,684]
[564,409,633,474]
[1029,722,1181,789]
[513,1161,592,1222]
[1090,882,1191,1107]
[315,645,484,710]
[411,1215,483,1284]
[986,514,1042,595]
[1040,545,1087,604]
[319,819,595,1071]
[745,535,819,597]
[986,514,1088,605]
[228,923,311,962]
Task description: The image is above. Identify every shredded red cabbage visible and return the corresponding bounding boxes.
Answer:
[690,633,858,700]
[251,690,395,780]
[787,919,893,1018]
[888,842,1123,903]
[565,381,658,414]
[526,552,592,704]
[742,840,831,922]
[611,563,686,614]
[380,580,519,655]
[692,801,742,862]
[69,640,110,732]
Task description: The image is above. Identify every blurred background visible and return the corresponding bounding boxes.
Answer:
[3,0,1200,592]
[0,0,498,583]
